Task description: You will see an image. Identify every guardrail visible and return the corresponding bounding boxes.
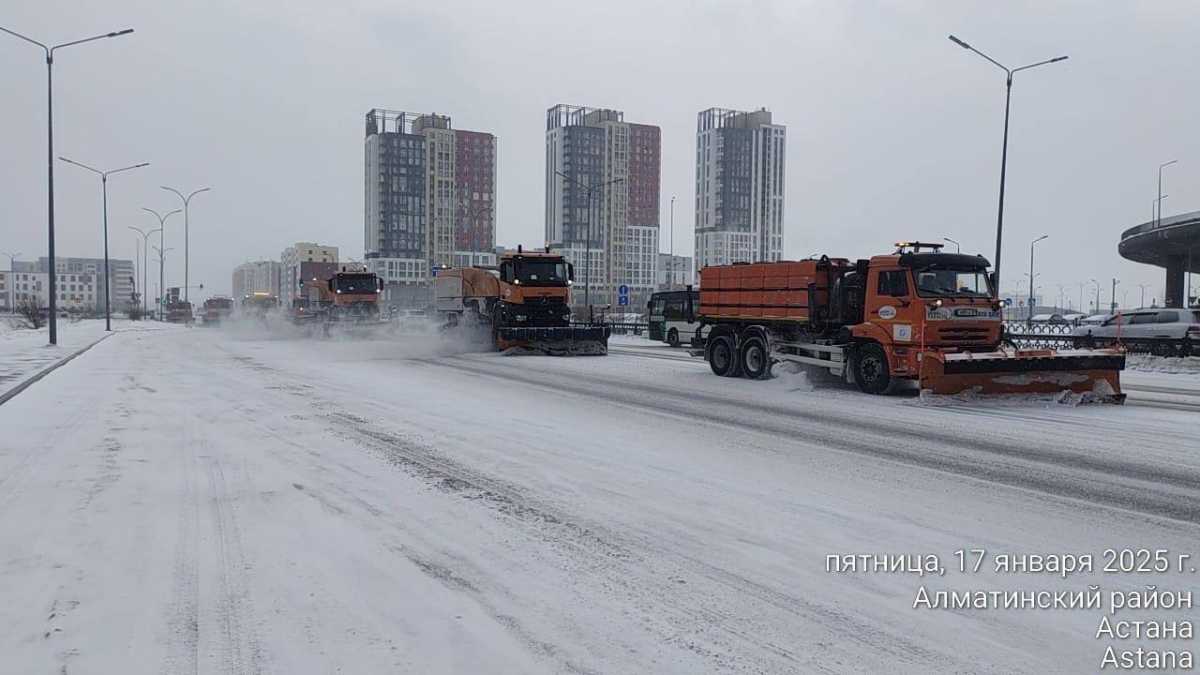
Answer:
[1003,323,1195,356]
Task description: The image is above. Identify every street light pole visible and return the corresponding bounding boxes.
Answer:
[943,237,961,253]
[1090,278,1100,313]
[161,186,211,303]
[153,245,174,319]
[456,198,492,266]
[1110,278,1120,313]
[1,24,134,344]
[555,171,624,321]
[947,35,1067,299]
[141,208,180,320]
[130,236,139,311]
[670,195,676,290]
[60,157,149,331]
[127,226,161,316]
[1028,234,1048,319]
[1156,160,1177,229]
[1,251,20,313]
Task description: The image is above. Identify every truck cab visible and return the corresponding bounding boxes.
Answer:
[852,243,1001,383]
[326,272,383,319]
[494,251,575,327]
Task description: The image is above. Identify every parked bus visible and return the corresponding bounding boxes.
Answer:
[647,289,699,347]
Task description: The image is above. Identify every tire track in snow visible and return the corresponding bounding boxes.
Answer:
[423,357,1200,525]
[315,410,948,672]
[162,448,200,675]
[217,358,824,672]
[204,457,263,675]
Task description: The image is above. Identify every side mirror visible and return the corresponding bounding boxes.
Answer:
[568,263,575,282]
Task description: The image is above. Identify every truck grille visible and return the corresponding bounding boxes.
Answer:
[938,326,992,343]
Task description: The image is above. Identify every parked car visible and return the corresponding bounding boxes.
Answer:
[1077,313,1111,327]
[1030,313,1066,323]
[1071,308,1200,351]
[1062,313,1087,324]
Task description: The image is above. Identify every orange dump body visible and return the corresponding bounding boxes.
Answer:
[698,259,851,322]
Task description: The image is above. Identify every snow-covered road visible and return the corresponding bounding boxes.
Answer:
[1,327,1196,673]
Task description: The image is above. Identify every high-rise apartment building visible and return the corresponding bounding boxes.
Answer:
[694,107,786,277]
[545,104,660,310]
[364,109,497,304]
[232,260,282,300]
[280,242,338,309]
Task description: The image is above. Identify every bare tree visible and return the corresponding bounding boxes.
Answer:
[15,297,44,329]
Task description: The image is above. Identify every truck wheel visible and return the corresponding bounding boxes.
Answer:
[854,343,892,394]
[667,328,680,347]
[708,334,738,377]
[740,335,771,379]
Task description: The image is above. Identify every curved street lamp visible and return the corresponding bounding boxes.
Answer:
[947,34,1067,300]
[59,157,149,330]
[127,226,161,316]
[0,24,134,344]
[554,170,624,321]
[142,208,180,320]
[1028,234,1048,319]
[160,186,211,303]
[1,251,20,312]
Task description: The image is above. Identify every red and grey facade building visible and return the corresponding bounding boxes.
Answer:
[544,104,661,311]
[364,109,497,304]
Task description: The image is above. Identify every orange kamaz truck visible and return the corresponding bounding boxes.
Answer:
[434,247,607,355]
[692,242,1125,400]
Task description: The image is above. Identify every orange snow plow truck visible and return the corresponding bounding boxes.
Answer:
[693,242,1125,401]
[434,247,608,355]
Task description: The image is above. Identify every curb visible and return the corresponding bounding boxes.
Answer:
[0,332,116,407]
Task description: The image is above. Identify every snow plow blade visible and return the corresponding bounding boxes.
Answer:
[920,349,1126,403]
[322,318,392,337]
[497,326,609,355]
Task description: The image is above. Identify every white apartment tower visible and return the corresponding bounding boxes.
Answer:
[545,104,660,311]
[694,107,786,276]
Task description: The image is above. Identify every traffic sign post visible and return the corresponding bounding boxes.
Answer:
[618,284,629,307]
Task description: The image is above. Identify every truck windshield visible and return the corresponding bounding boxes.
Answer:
[334,275,378,293]
[914,268,992,298]
[517,261,568,284]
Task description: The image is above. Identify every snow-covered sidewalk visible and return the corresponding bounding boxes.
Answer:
[0,319,170,398]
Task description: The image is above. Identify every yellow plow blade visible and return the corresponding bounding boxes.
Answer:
[920,349,1126,403]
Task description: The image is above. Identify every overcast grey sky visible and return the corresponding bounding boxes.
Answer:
[2,0,1197,308]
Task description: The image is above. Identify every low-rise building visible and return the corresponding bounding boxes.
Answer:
[656,254,694,290]
[11,256,135,313]
[232,260,282,301]
[280,242,338,309]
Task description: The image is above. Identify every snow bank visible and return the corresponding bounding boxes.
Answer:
[1125,353,1200,375]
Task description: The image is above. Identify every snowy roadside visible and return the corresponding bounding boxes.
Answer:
[0,319,172,398]
[1125,352,1200,375]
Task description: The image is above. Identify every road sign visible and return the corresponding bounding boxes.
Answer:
[618,284,629,295]
[618,295,629,306]
[1003,297,1013,307]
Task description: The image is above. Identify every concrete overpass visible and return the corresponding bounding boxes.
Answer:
[1118,209,1200,307]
